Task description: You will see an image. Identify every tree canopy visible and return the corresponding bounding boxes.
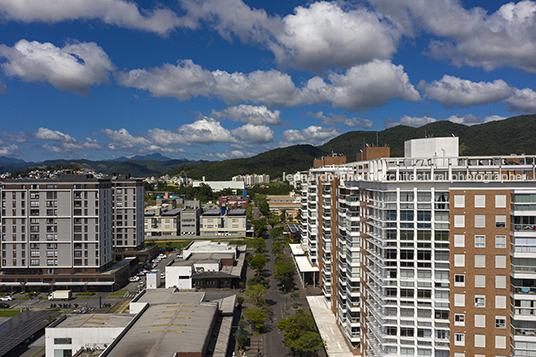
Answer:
[277,309,324,356]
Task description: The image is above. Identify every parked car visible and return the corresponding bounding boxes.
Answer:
[0,296,13,301]
[129,276,140,282]
[0,303,10,308]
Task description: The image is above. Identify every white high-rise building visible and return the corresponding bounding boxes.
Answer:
[295,137,536,357]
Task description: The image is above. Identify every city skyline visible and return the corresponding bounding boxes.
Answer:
[0,0,535,162]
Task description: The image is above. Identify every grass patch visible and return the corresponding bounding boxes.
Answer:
[111,290,127,296]
[76,292,95,296]
[15,297,29,301]
[45,307,62,311]
[0,310,20,317]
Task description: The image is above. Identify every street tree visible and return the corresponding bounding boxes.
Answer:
[248,254,267,275]
[277,309,324,356]
[275,262,295,292]
[252,237,267,253]
[245,306,269,332]
[245,284,267,308]
[258,199,270,216]
[271,240,284,256]
[252,219,268,237]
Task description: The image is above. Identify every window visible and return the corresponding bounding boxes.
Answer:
[54,338,72,344]
[475,255,486,268]
[454,333,465,346]
[496,275,507,289]
[496,316,506,328]
[454,215,465,228]
[454,293,465,307]
[495,335,506,349]
[454,234,465,247]
[474,314,486,328]
[454,274,465,287]
[474,214,486,228]
[475,295,486,307]
[454,194,465,208]
[474,334,486,348]
[496,215,507,228]
[495,194,507,208]
[496,295,507,309]
[495,235,507,248]
[474,275,486,288]
[454,254,465,267]
[475,194,486,208]
[475,235,485,247]
[496,255,507,268]
[454,314,465,326]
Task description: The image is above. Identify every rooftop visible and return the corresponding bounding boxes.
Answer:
[54,314,134,329]
[107,291,217,357]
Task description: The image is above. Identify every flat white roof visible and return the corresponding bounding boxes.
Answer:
[295,256,319,273]
[307,296,355,357]
[289,243,305,256]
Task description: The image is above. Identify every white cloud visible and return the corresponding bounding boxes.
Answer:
[34,127,76,142]
[231,124,274,143]
[0,0,196,35]
[102,128,151,149]
[297,60,420,111]
[118,59,419,111]
[180,0,399,71]
[282,125,339,144]
[178,117,237,143]
[307,111,373,128]
[506,88,536,112]
[211,105,281,125]
[399,115,437,127]
[271,2,398,71]
[0,40,114,96]
[446,114,506,125]
[419,75,536,112]
[32,127,102,153]
[419,75,512,108]
[214,150,245,159]
[0,144,18,156]
[146,129,187,147]
[2,131,26,143]
[370,0,536,73]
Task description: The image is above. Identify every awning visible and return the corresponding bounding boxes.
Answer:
[295,256,319,273]
[289,243,305,256]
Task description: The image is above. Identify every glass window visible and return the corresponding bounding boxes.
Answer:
[475,235,485,248]
[495,235,507,248]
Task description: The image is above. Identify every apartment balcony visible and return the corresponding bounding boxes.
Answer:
[512,326,536,338]
[512,285,536,296]
[512,264,536,276]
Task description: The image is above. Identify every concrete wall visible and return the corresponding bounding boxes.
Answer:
[146,269,161,289]
[165,266,193,289]
[46,327,124,357]
[404,137,459,159]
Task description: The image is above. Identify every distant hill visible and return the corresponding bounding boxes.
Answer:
[167,145,326,180]
[170,114,536,179]
[0,156,203,177]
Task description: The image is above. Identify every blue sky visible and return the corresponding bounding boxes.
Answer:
[0,0,535,162]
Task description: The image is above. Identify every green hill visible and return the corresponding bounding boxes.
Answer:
[172,114,536,179]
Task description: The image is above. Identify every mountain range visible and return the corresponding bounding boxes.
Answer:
[2,114,536,180]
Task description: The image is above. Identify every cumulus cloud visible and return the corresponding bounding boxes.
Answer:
[31,127,102,153]
[211,105,281,125]
[0,0,196,35]
[231,124,274,144]
[0,143,18,156]
[282,125,339,144]
[178,117,236,143]
[419,75,536,112]
[0,40,114,96]
[370,0,536,73]
[446,114,506,125]
[102,128,151,149]
[507,88,536,112]
[307,111,373,128]
[2,131,27,143]
[180,0,399,71]
[418,75,512,108]
[117,59,419,112]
